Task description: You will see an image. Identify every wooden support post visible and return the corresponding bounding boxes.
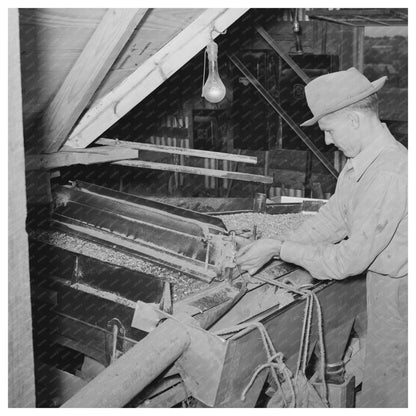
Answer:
[8,8,36,407]
[62,319,190,408]
[264,150,270,196]
[304,150,313,198]
[42,9,148,153]
[354,26,365,72]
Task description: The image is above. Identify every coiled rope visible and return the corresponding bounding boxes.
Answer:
[217,267,329,407]
[215,321,295,407]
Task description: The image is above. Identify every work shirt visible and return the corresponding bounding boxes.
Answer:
[280,125,407,280]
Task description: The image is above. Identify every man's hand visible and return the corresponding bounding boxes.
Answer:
[236,238,283,275]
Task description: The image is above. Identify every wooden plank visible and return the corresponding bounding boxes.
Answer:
[113,160,273,184]
[26,146,139,170]
[64,8,248,149]
[8,8,36,407]
[18,8,105,28]
[41,9,149,153]
[96,138,258,164]
[309,15,359,27]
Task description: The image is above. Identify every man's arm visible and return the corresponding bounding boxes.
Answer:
[281,183,348,245]
[236,175,348,275]
[280,172,407,280]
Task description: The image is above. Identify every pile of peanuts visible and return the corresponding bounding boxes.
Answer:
[217,212,308,239]
[30,229,209,301]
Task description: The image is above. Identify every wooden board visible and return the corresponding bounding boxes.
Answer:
[112,159,273,184]
[25,146,139,170]
[8,8,36,407]
[96,138,258,164]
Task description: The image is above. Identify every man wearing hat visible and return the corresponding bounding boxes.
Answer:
[237,68,407,407]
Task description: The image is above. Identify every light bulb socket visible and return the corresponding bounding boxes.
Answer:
[206,40,218,62]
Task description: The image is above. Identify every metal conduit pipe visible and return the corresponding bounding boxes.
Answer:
[62,318,191,408]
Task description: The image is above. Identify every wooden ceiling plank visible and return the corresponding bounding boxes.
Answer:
[64,8,249,149]
[41,8,149,153]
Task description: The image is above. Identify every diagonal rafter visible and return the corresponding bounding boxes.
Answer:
[255,25,311,84]
[41,8,149,153]
[228,54,338,179]
[64,8,248,150]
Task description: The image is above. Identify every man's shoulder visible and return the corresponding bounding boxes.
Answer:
[373,139,407,177]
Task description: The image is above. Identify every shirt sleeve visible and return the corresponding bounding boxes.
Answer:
[281,182,348,245]
[280,172,407,280]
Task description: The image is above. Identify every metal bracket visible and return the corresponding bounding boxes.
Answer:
[106,318,126,364]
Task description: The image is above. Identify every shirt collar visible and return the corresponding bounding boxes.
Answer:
[345,124,395,181]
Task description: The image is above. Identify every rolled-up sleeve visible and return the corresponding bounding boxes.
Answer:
[281,173,407,280]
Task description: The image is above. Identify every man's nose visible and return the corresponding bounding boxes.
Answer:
[324,132,333,145]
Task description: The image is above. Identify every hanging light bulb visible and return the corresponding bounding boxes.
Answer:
[202,40,226,103]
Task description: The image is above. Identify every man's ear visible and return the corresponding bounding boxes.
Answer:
[348,111,361,129]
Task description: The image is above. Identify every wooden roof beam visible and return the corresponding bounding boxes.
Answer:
[64,8,249,149]
[41,8,149,154]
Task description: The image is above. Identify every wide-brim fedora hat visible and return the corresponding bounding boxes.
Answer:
[301,67,387,127]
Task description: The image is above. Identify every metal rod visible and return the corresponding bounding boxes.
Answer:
[228,54,338,179]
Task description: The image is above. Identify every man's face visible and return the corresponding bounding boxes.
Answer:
[318,112,361,158]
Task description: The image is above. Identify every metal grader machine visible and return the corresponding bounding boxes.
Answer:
[28,180,366,408]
